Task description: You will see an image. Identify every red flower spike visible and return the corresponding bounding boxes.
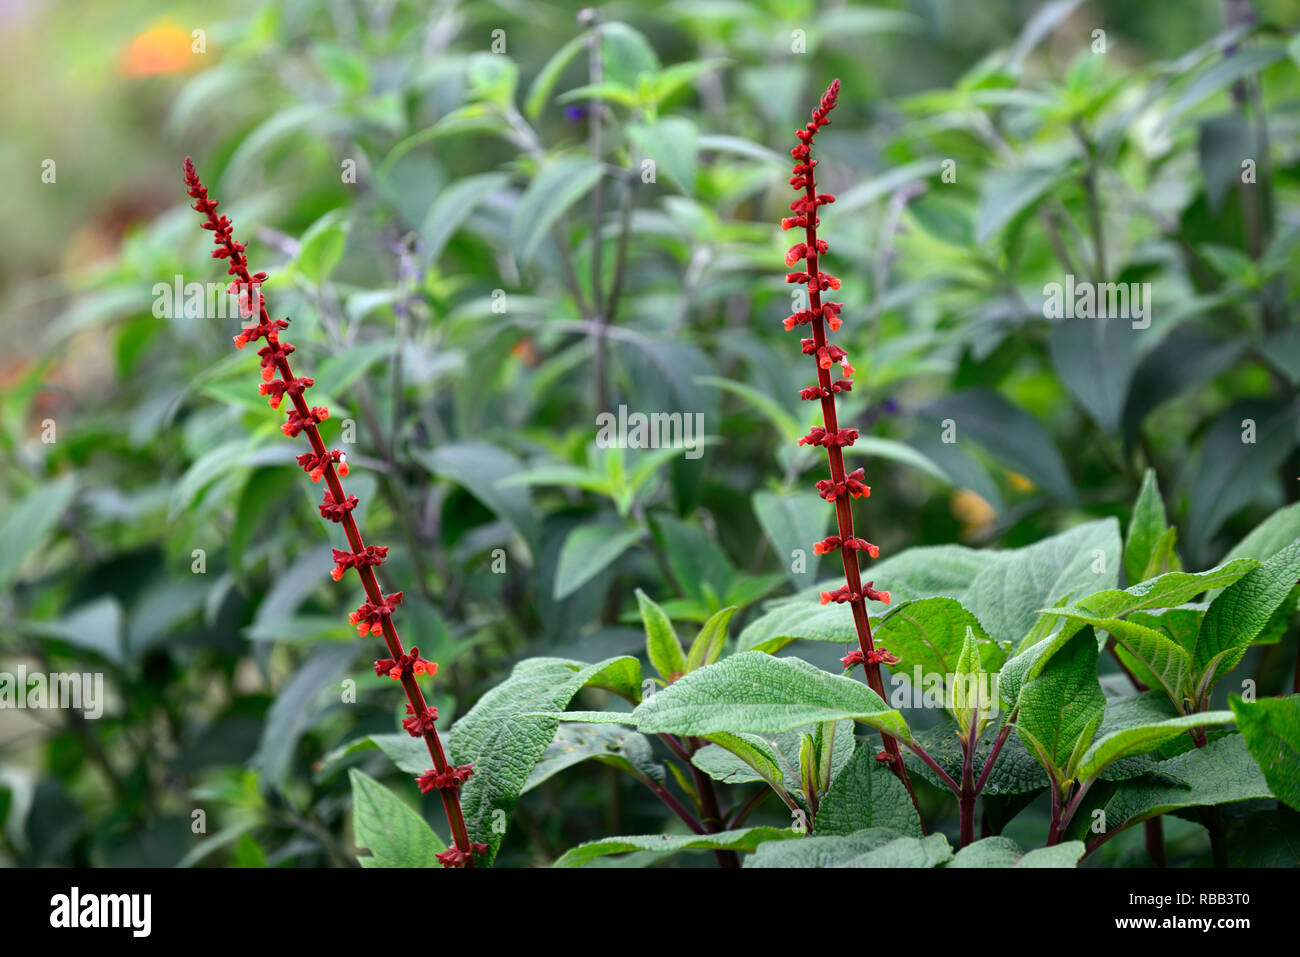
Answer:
[436,843,488,869]
[416,763,475,795]
[778,87,911,794]
[184,156,478,865]
[402,703,438,737]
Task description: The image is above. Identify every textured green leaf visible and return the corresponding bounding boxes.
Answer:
[524,722,663,793]
[1076,711,1235,782]
[1125,469,1175,585]
[1194,542,1300,680]
[349,769,446,868]
[553,525,642,599]
[815,742,922,837]
[637,589,686,680]
[905,716,1048,796]
[1016,634,1105,780]
[966,518,1120,647]
[1094,734,1273,834]
[1230,695,1300,811]
[448,655,641,864]
[873,597,1004,687]
[947,836,1084,868]
[745,828,952,868]
[1052,610,1192,707]
[1219,501,1300,568]
[632,652,911,742]
[553,826,796,868]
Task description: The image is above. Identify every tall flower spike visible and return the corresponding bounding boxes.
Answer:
[183,158,481,868]
[780,84,915,803]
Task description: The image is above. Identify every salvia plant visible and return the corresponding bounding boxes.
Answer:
[174,79,1300,870]
[183,159,484,868]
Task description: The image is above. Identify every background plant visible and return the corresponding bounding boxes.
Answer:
[2,0,1300,868]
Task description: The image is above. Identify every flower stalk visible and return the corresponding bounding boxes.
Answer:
[782,81,916,806]
[183,158,483,868]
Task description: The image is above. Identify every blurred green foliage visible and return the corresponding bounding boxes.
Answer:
[2,0,1300,867]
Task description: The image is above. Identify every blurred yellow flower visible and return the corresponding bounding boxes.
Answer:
[952,489,996,538]
[122,23,192,77]
[1006,471,1036,493]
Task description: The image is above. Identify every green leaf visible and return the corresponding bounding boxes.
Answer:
[684,606,735,672]
[293,211,348,285]
[1052,611,1192,708]
[1048,316,1141,437]
[449,656,641,864]
[976,162,1068,242]
[553,525,642,599]
[1219,501,1300,568]
[873,596,1004,687]
[745,828,952,868]
[1185,399,1296,563]
[511,155,603,263]
[525,32,588,120]
[1194,541,1300,682]
[524,722,663,793]
[349,769,447,868]
[1160,45,1287,131]
[0,475,75,591]
[948,836,1084,868]
[1125,468,1175,585]
[553,826,796,868]
[815,742,922,837]
[420,172,510,265]
[628,117,698,193]
[632,652,911,742]
[637,589,686,680]
[1015,633,1106,781]
[966,518,1120,647]
[253,644,358,791]
[414,441,538,550]
[1230,695,1300,811]
[1076,712,1236,782]
[752,490,831,589]
[21,597,125,666]
[1094,734,1273,835]
[599,21,659,88]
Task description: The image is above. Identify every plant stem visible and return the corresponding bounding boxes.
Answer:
[959,734,976,848]
[689,761,740,869]
[1144,818,1167,867]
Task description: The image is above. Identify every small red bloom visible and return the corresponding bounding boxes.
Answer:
[416,763,475,794]
[841,649,864,669]
[402,703,438,737]
[318,490,359,523]
[348,592,405,638]
[436,843,488,869]
[330,544,388,581]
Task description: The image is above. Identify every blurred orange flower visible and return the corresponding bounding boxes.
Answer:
[122,23,192,77]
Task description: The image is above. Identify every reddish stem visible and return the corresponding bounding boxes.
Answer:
[184,158,478,867]
[785,81,917,811]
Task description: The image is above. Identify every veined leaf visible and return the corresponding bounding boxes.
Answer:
[1076,711,1235,782]
[349,769,446,868]
[632,652,911,742]
[745,828,952,868]
[1194,542,1300,682]
[947,836,1084,868]
[816,743,922,838]
[1230,695,1300,811]
[1125,468,1177,585]
[449,655,642,864]
[1015,633,1105,781]
[873,596,1004,688]
[553,826,796,868]
[1051,610,1192,708]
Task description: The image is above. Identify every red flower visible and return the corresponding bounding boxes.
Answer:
[416,763,475,794]
[778,88,911,790]
[184,156,480,867]
[402,703,438,737]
